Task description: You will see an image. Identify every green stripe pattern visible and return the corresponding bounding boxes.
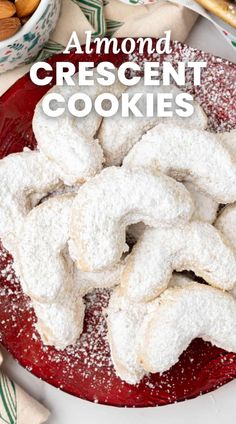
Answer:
[0,374,17,424]
[36,40,66,61]
[106,19,123,37]
[73,0,106,37]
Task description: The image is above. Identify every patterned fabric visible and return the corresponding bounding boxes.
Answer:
[106,19,124,37]
[36,40,66,62]
[0,374,16,424]
[75,0,106,37]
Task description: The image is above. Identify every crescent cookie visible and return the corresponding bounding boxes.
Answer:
[69,167,193,272]
[33,71,125,185]
[0,149,62,254]
[120,221,236,302]
[123,123,236,203]
[98,82,207,166]
[108,281,236,384]
[139,283,236,374]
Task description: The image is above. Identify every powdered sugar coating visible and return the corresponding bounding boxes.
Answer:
[33,71,125,185]
[140,284,236,374]
[99,82,207,166]
[107,287,147,385]
[121,222,236,302]
[217,129,236,157]
[106,275,209,385]
[123,123,236,203]
[215,204,236,253]
[215,205,236,299]
[127,182,219,236]
[184,182,218,224]
[33,290,85,350]
[75,261,124,297]
[70,167,193,272]
[0,149,62,254]
[0,42,236,406]
[18,195,75,302]
[16,193,124,348]
[106,274,190,384]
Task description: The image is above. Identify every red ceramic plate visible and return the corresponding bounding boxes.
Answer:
[0,41,236,408]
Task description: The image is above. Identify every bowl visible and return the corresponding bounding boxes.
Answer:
[0,0,61,74]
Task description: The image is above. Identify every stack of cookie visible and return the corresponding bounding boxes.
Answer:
[1,72,236,386]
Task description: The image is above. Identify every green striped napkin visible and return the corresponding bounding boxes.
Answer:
[0,371,49,424]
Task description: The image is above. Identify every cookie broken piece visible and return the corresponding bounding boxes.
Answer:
[121,222,236,302]
[123,123,236,203]
[70,167,193,272]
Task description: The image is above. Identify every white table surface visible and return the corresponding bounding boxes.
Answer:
[2,16,236,424]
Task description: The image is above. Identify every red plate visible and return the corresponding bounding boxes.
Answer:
[0,41,236,407]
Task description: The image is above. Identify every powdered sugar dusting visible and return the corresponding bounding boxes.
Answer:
[0,43,236,407]
[129,41,236,133]
[1,240,236,406]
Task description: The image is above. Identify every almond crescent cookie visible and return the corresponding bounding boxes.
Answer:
[0,149,62,254]
[123,123,236,203]
[139,284,236,374]
[99,82,207,166]
[121,222,236,302]
[17,194,124,348]
[33,71,125,185]
[108,281,236,384]
[69,167,193,272]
